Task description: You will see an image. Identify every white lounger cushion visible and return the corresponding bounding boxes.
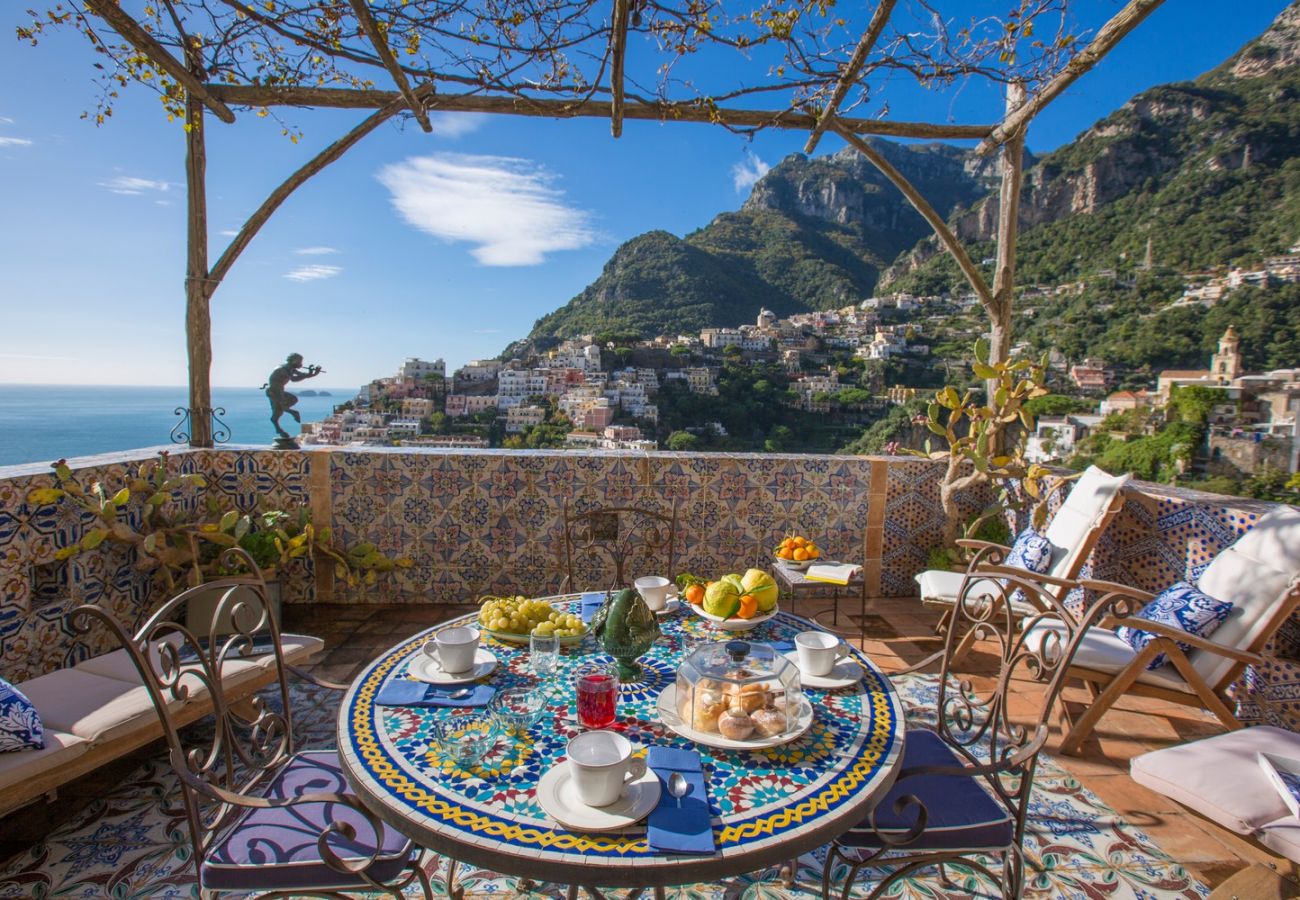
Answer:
[1042,466,1131,579]
[0,729,88,792]
[75,633,323,686]
[20,669,162,744]
[1193,506,1300,688]
[1130,726,1300,840]
[915,570,1044,616]
[1023,620,1189,691]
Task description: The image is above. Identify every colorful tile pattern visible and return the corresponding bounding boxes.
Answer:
[1,446,1297,730]
[0,673,1207,898]
[340,601,903,878]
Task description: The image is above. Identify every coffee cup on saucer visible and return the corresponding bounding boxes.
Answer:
[422,626,480,674]
[566,730,647,807]
[795,631,850,677]
[634,575,674,612]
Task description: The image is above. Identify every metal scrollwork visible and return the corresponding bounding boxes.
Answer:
[171,406,231,444]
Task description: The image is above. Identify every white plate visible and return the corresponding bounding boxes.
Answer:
[407,648,498,685]
[536,760,661,832]
[653,598,681,616]
[782,651,864,689]
[689,602,779,632]
[656,684,814,750]
[482,627,588,646]
[774,557,813,571]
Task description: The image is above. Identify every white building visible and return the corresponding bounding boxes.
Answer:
[505,405,546,433]
[387,418,422,436]
[399,357,446,381]
[701,328,743,349]
[458,359,501,382]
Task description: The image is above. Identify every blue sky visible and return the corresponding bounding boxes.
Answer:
[0,1,1289,389]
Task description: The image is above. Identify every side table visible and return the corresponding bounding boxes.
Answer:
[772,561,866,638]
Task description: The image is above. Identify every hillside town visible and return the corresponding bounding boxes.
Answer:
[299,260,1300,490]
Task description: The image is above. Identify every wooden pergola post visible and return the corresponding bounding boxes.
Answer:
[989,81,1028,373]
[184,91,214,448]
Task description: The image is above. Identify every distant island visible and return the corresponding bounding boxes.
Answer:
[297,389,331,397]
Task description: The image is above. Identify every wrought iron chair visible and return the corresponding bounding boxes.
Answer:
[73,548,434,899]
[822,547,1097,899]
[560,500,678,591]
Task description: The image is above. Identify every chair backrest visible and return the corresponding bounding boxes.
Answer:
[937,552,1095,847]
[72,549,294,871]
[1042,465,1131,582]
[560,501,678,590]
[1192,505,1300,688]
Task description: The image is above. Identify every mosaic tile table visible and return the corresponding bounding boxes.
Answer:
[338,598,906,890]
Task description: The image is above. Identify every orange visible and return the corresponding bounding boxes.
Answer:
[793,547,809,561]
[777,547,793,559]
[808,546,821,559]
[685,583,705,605]
[737,594,758,619]
[792,536,808,548]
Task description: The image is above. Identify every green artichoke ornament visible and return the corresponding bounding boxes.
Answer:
[589,587,661,682]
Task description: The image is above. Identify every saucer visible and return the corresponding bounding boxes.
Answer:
[408,648,498,685]
[782,651,863,689]
[536,760,661,832]
[652,597,681,616]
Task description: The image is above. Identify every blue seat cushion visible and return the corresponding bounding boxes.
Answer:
[202,750,414,892]
[839,730,1014,852]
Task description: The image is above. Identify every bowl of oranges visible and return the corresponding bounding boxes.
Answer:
[773,535,821,571]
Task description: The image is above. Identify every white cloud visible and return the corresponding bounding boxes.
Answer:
[218,229,240,237]
[425,113,485,139]
[0,116,14,125]
[377,153,594,266]
[0,137,33,147]
[473,328,501,334]
[294,246,339,256]
[731,151,771,193]
[0,352,77,361]
[283,264,342,282]
[100,175,171,195]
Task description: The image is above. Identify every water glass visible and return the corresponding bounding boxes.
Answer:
[531,632,560,675]
[575,661,619,729]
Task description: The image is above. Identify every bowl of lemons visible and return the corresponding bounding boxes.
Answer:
[477,595,588,645]
[773,535,822,571]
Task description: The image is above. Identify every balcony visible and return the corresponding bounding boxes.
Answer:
[0,446,1296,895]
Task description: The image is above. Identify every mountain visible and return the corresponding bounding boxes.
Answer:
[888,2,1300,288]
[519,141,996,346]
[519,3,1300,353]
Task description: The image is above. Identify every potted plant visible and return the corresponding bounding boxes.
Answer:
[911,340,1074,568]
[29,452,411,630]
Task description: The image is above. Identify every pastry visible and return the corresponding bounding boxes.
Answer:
[724,681,772,713]
[717,707,756,741]
[679,685,725,732]
[751,707,787,737]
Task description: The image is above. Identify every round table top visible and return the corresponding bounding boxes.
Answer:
[337,596,905,887]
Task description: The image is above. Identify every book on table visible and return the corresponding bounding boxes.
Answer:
[1258,752,1300,820]
[804,563,861,586]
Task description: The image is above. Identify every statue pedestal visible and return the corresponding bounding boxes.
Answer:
[272,435,300,450]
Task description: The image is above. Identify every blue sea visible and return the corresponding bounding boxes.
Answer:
[0,385,351,468]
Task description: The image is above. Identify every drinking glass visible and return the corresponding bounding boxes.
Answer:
[530,632,560,675]
[575,661,619,729]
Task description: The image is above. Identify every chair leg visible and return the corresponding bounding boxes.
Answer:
[1059,653,1154,755]
[934,604,953,636]
[1166,651,1243,731]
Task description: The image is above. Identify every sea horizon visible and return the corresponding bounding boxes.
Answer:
[0,384,353,468]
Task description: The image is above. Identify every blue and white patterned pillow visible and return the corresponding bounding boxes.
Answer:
[1004,527,1054,574]
[0,677,43,752]
[1116,582,1234,670]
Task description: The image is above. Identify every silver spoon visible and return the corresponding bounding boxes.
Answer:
[668,772,689,808]
[438,687,472,700]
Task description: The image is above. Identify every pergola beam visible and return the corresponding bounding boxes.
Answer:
[804,0,897,155]
[347,0,432,133]
[81,0,235,124]
[205,84,994,140]
[609,0,631,137]
[977,0,1165,155]
[831,123,993,308]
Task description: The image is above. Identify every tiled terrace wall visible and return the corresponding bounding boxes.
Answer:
[1,446,1297,729]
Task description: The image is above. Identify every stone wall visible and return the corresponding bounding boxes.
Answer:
[2,446,1298,730]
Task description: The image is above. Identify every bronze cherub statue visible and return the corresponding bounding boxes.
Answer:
[264,353,322,449]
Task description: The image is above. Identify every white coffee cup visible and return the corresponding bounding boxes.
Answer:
[423,626,480,674]
[634,575,674,612]
[566,730,647,808]
[795,630,850,677]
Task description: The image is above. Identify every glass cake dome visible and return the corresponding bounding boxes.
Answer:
[674,639,803,741]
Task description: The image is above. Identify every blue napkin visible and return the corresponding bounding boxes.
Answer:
[768,639,795,652]
[581,591,608,624]
[647,746,716,854]
[376,681,495,708]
